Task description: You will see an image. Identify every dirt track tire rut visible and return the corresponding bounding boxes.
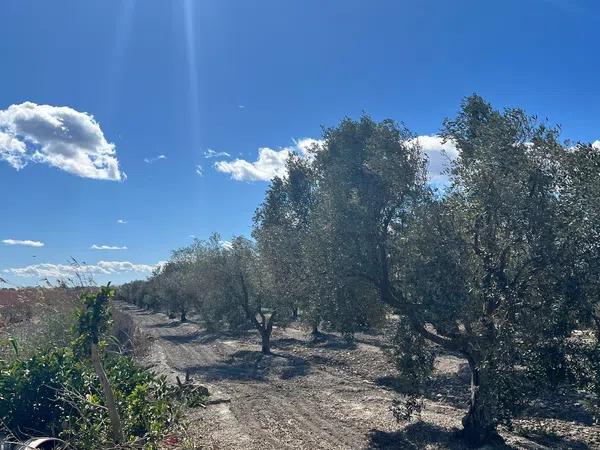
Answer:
[115,302,398,449]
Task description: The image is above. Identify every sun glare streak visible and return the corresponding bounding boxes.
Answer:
[183,0,202,148]
[107,0,136,114]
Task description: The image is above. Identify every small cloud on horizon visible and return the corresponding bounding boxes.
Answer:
[91,244,128,250]
[117,219,127,224]
[3,239,45,247]
[4,260,163,280]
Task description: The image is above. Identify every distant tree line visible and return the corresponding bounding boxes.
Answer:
[117,95,600,447]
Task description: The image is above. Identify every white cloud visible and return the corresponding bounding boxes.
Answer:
[0,130,27,169]
[204,149,230,159]
[0,102,122,180]
[195,164,203,176]
[3,239,45,247]
[293,138,322,156]
[214,135,456,183]
[144,154,166,164]
[220,240,233,250]
[4,260,162,279]
[215,147,289,181]
[91,244,128,250]
[214,138,322,182]
[117,219,127,224]
[592,140,600,150]
[409,135,458,183]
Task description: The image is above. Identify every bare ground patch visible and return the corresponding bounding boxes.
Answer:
[114,302,600,449]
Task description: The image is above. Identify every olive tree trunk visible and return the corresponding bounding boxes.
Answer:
[462,356,498,447]
[260,327,272,354]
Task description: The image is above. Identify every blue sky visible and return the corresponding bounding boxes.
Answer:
[1,0,600,286]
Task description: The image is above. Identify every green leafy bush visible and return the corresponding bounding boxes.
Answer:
[0,347,182,449]
[0,285,206,449]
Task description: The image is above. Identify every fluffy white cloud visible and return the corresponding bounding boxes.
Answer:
[91,244,128,250]
[409,135,458,183]
[2,239,45,247]
[117,219,127,224]
[4,260,162,279]
[144,154,166,164]
[204,149,230,159]
[214,135,457,183]
[214,138,322,182]
[0,130,27,169]
[0,102,122,180]
[215,147,289,181]
[592,140,600,150]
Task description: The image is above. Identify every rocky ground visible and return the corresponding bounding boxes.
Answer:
[115,302,600,450]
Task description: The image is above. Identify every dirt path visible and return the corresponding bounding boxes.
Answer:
[115,302,600,450]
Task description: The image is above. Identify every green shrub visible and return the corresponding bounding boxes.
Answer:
[0,347,183,449]
[0,285,206,449]
[0,347,82,438]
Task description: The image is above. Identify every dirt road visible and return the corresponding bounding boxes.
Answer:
[116,302,600,450]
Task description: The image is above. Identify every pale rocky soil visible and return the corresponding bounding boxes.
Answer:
[115,302,600,450]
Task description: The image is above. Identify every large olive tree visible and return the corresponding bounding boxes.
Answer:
[303,100,590,446]
[394,97,584,445]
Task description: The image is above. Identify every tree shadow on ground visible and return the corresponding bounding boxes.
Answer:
[309,332,357,350]
[367,422,467,450]
[271,337,306,348]
[147,321,181,329]
[160,329,253,346]
[522,388,595,425]
[375,370,469,411]
[160,331,202,344]
[424,370,470,410]
[513,426,591,450]
[367,422,516,450]
[185,349,312,381]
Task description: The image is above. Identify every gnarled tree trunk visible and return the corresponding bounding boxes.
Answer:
[462,355,499,448]
[257,311,276,354]
[311,319,320,337]
[260,327,272,354]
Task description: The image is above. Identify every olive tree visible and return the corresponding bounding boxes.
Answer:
[305,116,415,335]
[559,143,600,332]
[396,97,581,445]
[558,143,600,417]
[303,101,589,446]
[201,235,284,354]
[253,155,322,331]
[157,257,197,322]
